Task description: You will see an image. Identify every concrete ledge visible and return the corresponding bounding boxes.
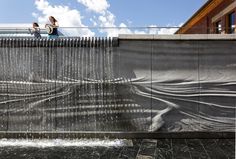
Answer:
[0,37,119,47]
[119,34,236,40]
[0,131,234,139]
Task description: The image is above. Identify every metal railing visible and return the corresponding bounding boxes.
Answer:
[0,26,235,37]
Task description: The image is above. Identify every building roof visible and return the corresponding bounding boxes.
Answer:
[175,0,225,34]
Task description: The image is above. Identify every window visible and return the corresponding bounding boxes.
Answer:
[215,21,222,34]
[228,12,235,34]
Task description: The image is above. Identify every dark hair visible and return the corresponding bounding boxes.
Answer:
[49,16,57,23]
[33,22,39,27]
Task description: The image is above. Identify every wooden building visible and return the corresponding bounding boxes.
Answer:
[176,0,236,34]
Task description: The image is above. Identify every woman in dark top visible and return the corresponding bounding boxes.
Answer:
[45,16,59,39]
[29,22,41,38]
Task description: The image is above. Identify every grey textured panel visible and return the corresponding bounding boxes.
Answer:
[198,41,236,132]
[152,41,200,132]
[0,38,235,134]
[114,40,152,131]
[0,47,8,131]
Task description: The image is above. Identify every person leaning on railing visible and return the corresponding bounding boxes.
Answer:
[45,16,59,39]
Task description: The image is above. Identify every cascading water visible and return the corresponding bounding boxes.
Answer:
[0,37,120,133]
[0,37,235,138]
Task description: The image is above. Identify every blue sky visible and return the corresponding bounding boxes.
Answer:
[0,0,206,36]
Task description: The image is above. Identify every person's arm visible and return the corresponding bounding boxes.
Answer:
[45,22,59,28]
[54,21,59,28]
[28,28,32,34]
[28,28,36,35]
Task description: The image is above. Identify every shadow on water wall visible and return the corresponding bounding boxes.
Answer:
[0,37,235,134]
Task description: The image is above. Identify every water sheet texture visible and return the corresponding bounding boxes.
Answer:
[0,38,235,132]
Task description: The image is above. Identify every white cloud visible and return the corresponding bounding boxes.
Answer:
[77,0,110,14]
[93,11,132,37]
[147,25,159,34]
[156,23,183,35]
[77,0,180,36]
[157,27,178,35]
[77,0,131,36]
[0,23,31,28]
[32,12,39,18]
[32,0,182,37]
[118,23,133,34]
[134,30,146,35]
[34,0,94,36]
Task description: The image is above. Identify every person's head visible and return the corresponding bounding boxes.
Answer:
[33,22,39,28]
[49,16,57,24]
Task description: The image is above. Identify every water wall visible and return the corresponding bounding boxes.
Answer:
[0,36,235,137]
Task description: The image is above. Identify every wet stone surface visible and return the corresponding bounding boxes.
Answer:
[0,138,234,159]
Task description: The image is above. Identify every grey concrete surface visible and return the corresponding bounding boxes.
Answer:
[0,38,235,136]
[119,34,236,40]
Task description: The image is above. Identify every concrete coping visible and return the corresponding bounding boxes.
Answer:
[118,34,236,40]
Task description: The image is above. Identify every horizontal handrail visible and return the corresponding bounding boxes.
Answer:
[0,26,235,37]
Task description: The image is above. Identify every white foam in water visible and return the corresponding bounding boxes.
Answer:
[0,139,132,148]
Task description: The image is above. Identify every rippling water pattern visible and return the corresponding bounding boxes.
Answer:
[0,38,235,133]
